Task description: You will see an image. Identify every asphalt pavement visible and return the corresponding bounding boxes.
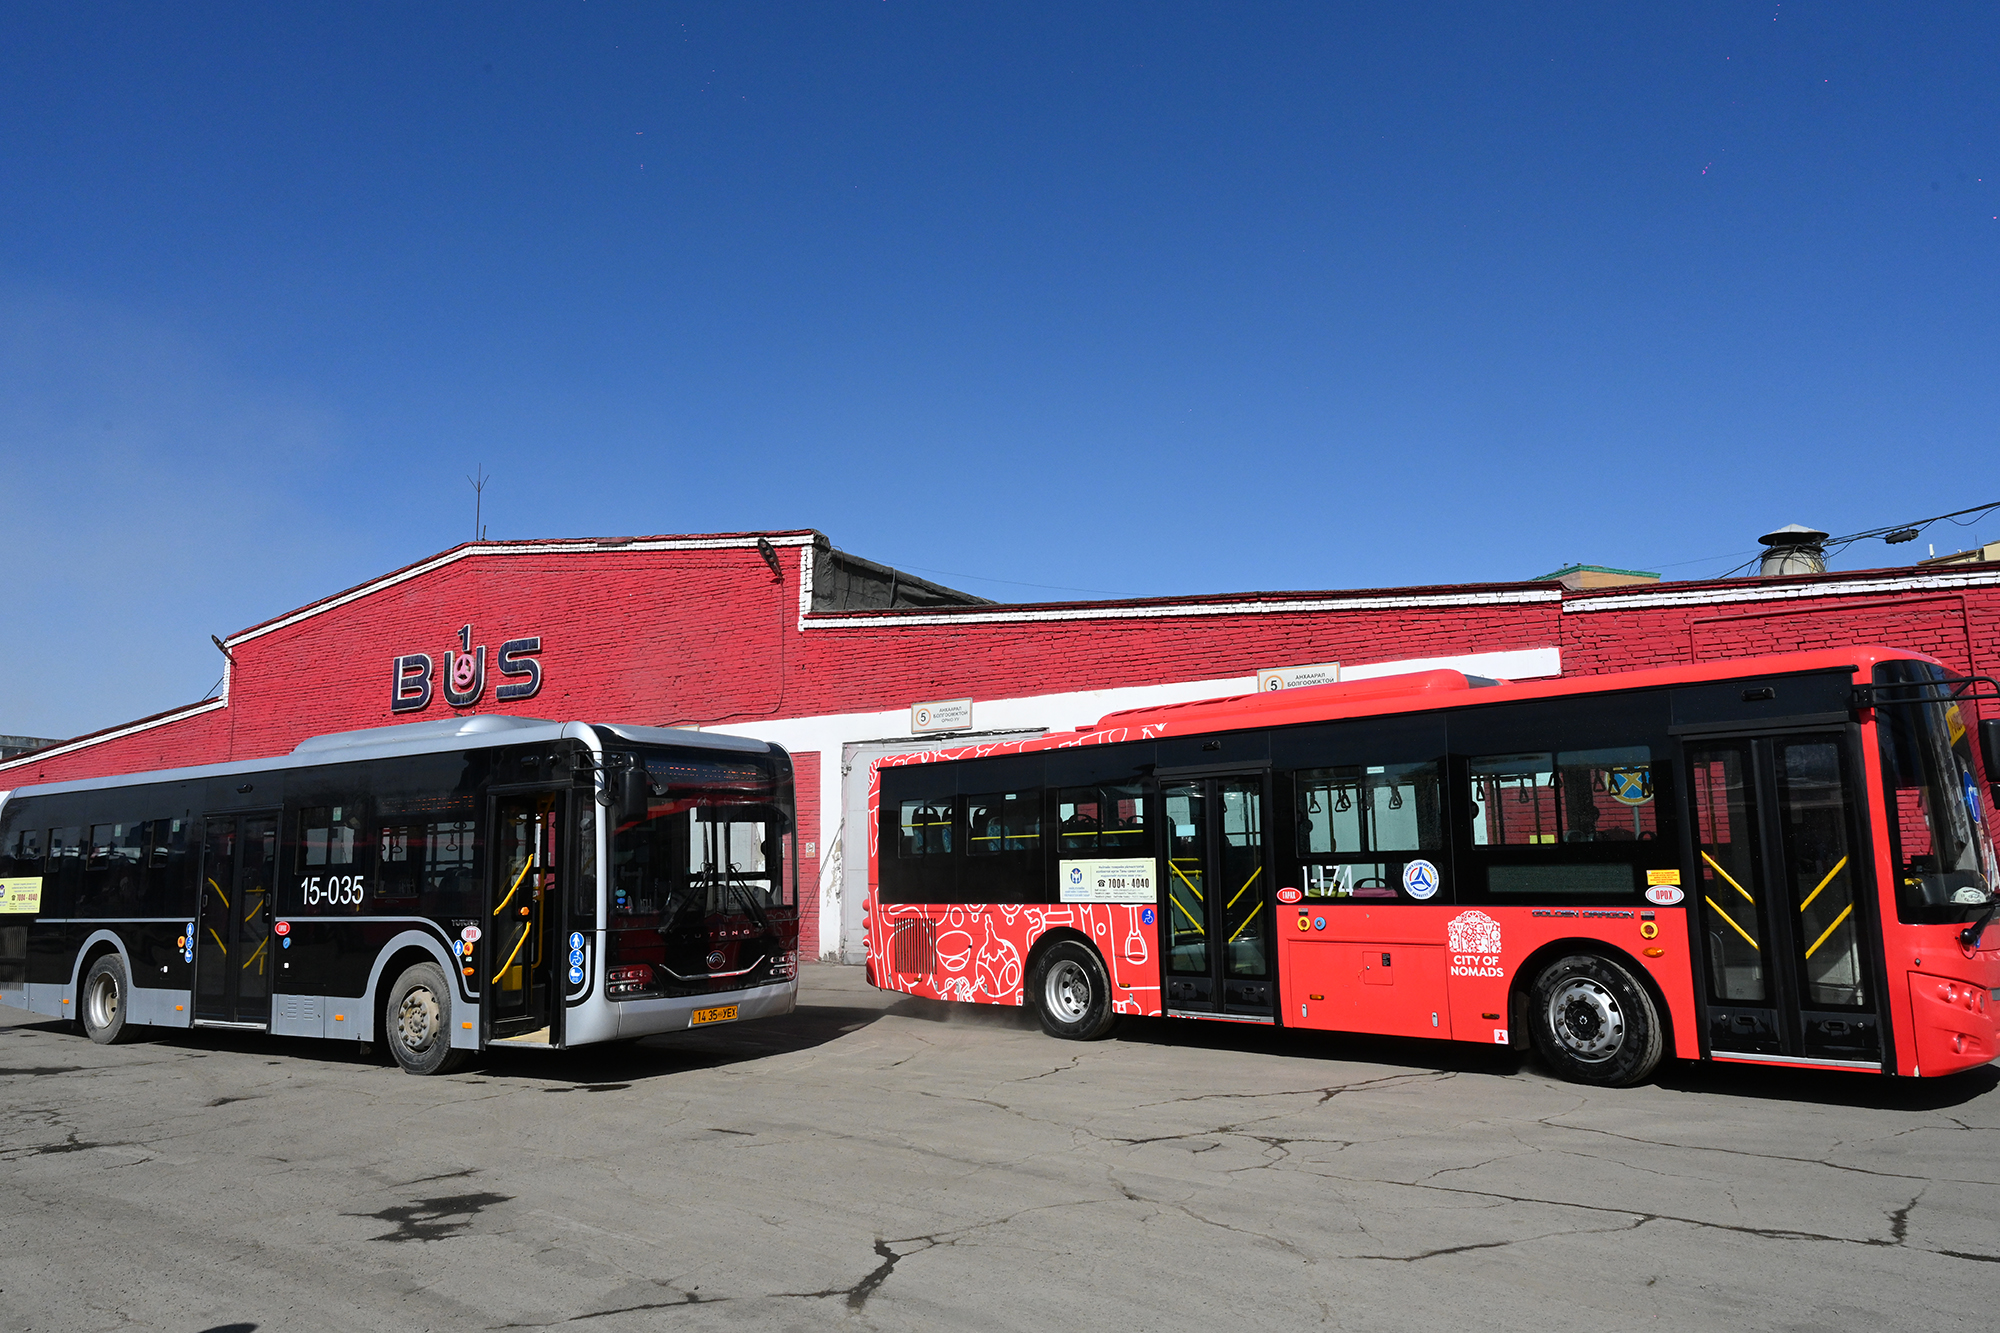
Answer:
[3,965,1996,1332]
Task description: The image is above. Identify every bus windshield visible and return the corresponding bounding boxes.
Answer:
[608,750,793,925]
[1874,662,1996,922]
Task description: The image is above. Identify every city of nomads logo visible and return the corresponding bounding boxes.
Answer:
[1447,910,1505,977]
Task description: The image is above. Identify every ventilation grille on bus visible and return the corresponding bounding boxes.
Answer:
[890,918,936,977]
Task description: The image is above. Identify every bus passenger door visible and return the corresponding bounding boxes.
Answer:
[1160,776,1275,1022]
[487,791,566,1044]
[194,815,277,1027]
[1685,735,1884,1068]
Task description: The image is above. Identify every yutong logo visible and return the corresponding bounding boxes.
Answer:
[393,624,544,713]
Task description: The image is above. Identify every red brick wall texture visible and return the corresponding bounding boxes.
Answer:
[5,535,1997,789]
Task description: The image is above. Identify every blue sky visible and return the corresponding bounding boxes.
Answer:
[2,3,1995,739]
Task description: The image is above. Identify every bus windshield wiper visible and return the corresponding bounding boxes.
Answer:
[724,873,770,930]
[1961,902,1997,951]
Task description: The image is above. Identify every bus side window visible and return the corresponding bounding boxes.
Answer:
[82,823,146,918]
[3,826,45,878]
[1058,785,1148,852]
[421,820,481,918]
[965,793,1039,856]
[899,801,953,857]
[45,828,83,918]
[142,818,197,917]
[292,806,372,913]
[1056,789,1101,851]
[1293,763,1442,901]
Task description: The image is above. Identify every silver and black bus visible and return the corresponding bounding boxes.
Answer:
[0,715,800,1073]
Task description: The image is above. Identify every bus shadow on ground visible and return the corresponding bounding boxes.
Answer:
[1654,1057,2000,1110]
[19,999,898,1088]
[1111,1014,1529,1078]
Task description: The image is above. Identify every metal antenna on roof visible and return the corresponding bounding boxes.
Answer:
[467,465,490,541]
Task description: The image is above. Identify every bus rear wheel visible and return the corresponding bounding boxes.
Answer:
[81,955,134,1045]
[1528,954,1664,1087]
[1029,941,1118,1041]
[387,962,471,1076]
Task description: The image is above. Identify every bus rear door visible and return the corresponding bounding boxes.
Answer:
[194,814,277,1028]
[1160,775,1276,1022]
[1683,733,1885,1069]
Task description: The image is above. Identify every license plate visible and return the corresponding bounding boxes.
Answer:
[691,1005,739,1026]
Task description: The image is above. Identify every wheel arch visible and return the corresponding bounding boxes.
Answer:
[70,930,132,997]
[1508,937,1676,1058]
[1024,925,1099,982]
[366,933,473,1050]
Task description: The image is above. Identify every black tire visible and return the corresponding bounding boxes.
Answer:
[81,955,134,1045]
[1028,940,1118,1041]
[386,962,471,1075]
[1528,953,1665,1087]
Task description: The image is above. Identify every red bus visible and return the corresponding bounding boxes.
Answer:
[863,647,1999,1086]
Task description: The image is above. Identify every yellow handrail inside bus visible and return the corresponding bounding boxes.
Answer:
[1230,901,1263,941]
[208,878,227,909]
[1797,857,1848,915]
[1170,896,1205,935]
[1225,865,1263,911]
[492,922,531,982]
[1170,860,1205,901]
[242,936,267,973]
[1704,896,1759,951]
[208,926,227,955]
[1804,903,1855,960]
[494,857,534,916]
[1701,851,1757,905]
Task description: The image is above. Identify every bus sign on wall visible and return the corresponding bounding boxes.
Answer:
[910,698,973,733]
[1256,661,1341,691]
[391,625,545,714]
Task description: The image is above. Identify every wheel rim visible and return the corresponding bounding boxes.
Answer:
[87,972,119,1030]
[397,985,441,1054]
[1547,976,1625,1063]
[1044,960,1091,1023]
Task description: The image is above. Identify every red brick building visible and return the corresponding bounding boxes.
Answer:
[5,529,1996,959]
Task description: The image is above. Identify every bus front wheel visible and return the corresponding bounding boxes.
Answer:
[386,962,471,1076]
[1028,941,1118,1041]
[81,955,134,1045]
[1528,954,1664,1087]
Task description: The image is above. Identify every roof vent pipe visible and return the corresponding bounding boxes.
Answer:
[1756,523,1830,577]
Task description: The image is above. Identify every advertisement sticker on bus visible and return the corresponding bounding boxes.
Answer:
[1402,859,1441,900]
[1058,858,1156,904]
[0,877,43,913]
[1644,884,1686,906]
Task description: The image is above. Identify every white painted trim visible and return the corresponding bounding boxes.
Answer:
[802,586,1561,630]
[227,534,820,647]
[0,698,226,773]
[1564,566,2000,614]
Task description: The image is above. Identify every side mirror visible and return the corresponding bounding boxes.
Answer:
[618,765,650,820]
[1981,718,2000,785]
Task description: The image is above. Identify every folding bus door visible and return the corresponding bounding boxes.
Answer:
[1160,775,1276,1021]
[193,814,277,1027]
[1685,733,1885,1068]
[486,790,568,1045]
